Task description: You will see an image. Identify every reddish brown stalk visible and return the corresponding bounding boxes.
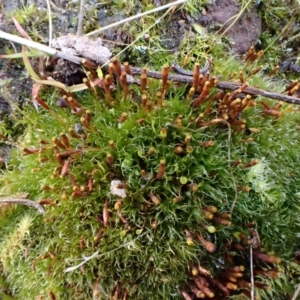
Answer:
[112,282,121,300]
[239,94,251,111]
[254,267,279,278]
[119,112,128,123]
[80,116,90,129]
[262,109,282,118]
[87,177,94,192]
[60,158,71,177]
[83,78,92,90]
[193,276,214,298]
[273,101,283,110]
[156,91,163,106]
[188,283,205,298]
[150,192,160,205]
[187,87,195,101]
[208,277,229,296]
[49,291,56,300]
[216,213,231,219]
[120,72,128,95]
[192,81,210,107]
[124,62,131,74]
[204,205,217,213]
[35,97,50,110]
[226,272,243,278]
[236,280,251,288]
[239,71,244,83]
[249,65,263,77]
[104,74,113,90]
[202,209,214,220]
[103,200,109,227]
[94,228,104,244]
[227,265,245,273]
[25,241,35,259]
[229,98,241,108]
[93,277,100,299]
[179,289,193,300]
[200,141,214,148]
[52,137,66,149]
[38,199,56,206]
[190,264,199,276]
[79,235,85,250]
[225,282,238,290]
[106,153,114,165]
[57,149,82,158]
[231,243,245,251]
[244,46,255,61]
[111,57,122,77]
[60,133,70,148]
[195,232,216,253]
[185,229,194,246]
[122,289,128,300]
[22,147,43,155]
[284,79,298,92]
[156,159,166,179]
[117,210,129,224]
[194,275,210,287]
[268,65,279,76]
[197,265,211,276]
[140,74,147,92]
[192,63,200,89]
[242,159,259,168]
[161,64,169,91]
[67,96,82,109]
[254,282,271,290]
[69,174,79,189]
[212,217,232,226]
[68,128,81,138]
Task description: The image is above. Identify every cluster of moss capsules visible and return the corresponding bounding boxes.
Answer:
[1,53,300,300]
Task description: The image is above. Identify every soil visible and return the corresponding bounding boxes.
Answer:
[203,0,262,54]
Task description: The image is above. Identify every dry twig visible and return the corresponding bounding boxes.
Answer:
[0,30,299,105]
[0,198,45,214]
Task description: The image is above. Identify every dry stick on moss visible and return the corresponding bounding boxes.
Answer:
[0,198,45,214]
[54,51,300,105]
[0,30,299,105]
[129,66,300,105]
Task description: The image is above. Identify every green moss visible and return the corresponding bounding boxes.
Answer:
[0,54,300,299]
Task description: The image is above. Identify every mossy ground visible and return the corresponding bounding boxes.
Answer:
[1,1,300,299]
[1,53,300,299]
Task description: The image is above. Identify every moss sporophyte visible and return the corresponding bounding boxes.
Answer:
[1,54,300,299]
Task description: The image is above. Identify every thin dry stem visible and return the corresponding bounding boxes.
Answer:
[84,0,189,37]
[0,198,45,214]
[45,0,53,46]
[250,245,255,300]
[292,284,300,300]
[77,0,85,37]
